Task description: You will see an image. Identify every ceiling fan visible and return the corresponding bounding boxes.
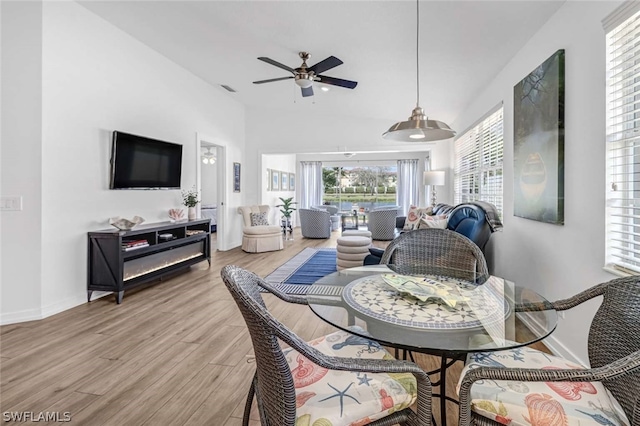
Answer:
[253,52,358,97]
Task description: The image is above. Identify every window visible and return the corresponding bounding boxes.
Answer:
[322,165,397,211]
[605,6,640,273]
[454,107,504,216]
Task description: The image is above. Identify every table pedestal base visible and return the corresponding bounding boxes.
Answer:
[396,349,465,426]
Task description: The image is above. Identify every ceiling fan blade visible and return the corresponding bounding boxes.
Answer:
[308,56,343,75]
[253,76,294,84]
[257,57,295,74]
[316,75,358,89]
[301,86,314,97]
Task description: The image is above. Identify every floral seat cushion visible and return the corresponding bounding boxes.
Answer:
[456,347,630,426]
[284,329,417,426]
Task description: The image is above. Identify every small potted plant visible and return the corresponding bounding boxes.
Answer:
[181,186,200,220]
[276,197,297,239]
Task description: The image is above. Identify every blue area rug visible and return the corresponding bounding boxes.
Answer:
[264,248,337,294]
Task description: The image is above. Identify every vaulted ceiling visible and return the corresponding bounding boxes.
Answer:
[80,1,565,126]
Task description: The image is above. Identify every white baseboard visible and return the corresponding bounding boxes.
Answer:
[220,239,242,251]
[40,295,85,319]
[518,312,586,366]
[1,291,112,325]
[541,333,586,366]
[0,307,43,325]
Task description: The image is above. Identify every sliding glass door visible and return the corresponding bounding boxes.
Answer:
[322,165,397,212]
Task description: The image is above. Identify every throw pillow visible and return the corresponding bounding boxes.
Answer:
[403,206,433,230]
[403,206,421,231]
[250,212,269,226]
[418,214,448,229]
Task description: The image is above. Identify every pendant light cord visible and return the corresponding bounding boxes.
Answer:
[416,0,420,108]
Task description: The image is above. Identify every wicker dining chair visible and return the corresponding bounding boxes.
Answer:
[457,275,640,426]
[221,265,432,426]
[380,228,489,284]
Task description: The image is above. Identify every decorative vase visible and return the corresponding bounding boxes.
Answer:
[282,217,293,241]
[188,206,196,220]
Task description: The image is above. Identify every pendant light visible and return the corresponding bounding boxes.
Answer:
[382,0,455,142]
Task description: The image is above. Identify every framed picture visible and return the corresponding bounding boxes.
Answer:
[289,173,295,191]
[281,172,289,191]
[233,162,241,193]
[266,169,271,191]
[271,170,280,191]
[514,49,564,225]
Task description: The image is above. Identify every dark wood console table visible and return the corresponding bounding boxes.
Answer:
[87,218,211,304]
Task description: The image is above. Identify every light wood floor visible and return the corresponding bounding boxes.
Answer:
[0,229,547,425]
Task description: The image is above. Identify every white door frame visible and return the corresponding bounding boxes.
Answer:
[196,132,227,251]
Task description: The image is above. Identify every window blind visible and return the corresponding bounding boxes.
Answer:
[454,108,504,216]
[606,8,640,273]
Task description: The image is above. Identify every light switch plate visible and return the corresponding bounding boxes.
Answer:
[0,197,23,211]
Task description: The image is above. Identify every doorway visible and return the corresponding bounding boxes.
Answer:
[196,133,227,251]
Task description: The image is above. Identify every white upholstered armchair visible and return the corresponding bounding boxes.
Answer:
[237,205,283,253]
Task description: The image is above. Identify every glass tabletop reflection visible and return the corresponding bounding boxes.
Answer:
[306,265,558,355]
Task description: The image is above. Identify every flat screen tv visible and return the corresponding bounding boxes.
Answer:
[109,131,182,189]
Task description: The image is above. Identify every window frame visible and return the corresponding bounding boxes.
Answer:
[453,105,504,217]
[604,5,640,274]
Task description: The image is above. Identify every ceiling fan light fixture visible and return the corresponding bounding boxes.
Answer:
[383,0,455,142]
[254,52,357,97]
[201,147,216,165]
[295,75,314,88]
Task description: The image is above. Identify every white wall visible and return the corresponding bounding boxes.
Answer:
[0,1,245,324]
[261,154,296,225]
[0,1,44,323]
[452,1,622,364]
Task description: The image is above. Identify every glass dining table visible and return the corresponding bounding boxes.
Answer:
[305,264,558,426]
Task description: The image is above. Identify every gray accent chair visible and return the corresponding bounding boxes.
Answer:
[311,205,341,231]
[220,265,433,426]
[380,228,489,284]
[298,208,331,239]
[367,206,400,240]
[458,275,640,426]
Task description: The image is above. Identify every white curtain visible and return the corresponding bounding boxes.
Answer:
[396,159,419,215]
[299,161,323,209]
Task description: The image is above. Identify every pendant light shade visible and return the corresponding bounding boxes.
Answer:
[383,107,455,142]
[383,0,455,142]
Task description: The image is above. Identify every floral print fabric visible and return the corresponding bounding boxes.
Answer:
[250,212,270,226]
[456,347,629,425]
[286,330,417,426]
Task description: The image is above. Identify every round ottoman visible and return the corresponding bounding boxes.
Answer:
[342,230,372,238]
[336,236,371,270]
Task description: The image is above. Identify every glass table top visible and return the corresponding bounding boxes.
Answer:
[306,265,558,354]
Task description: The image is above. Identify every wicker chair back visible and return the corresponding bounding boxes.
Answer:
[221,266,297,425]
[379,228,489,283]
[588,277,640,419]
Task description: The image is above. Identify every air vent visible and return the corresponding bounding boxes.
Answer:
[220,85,237,93]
